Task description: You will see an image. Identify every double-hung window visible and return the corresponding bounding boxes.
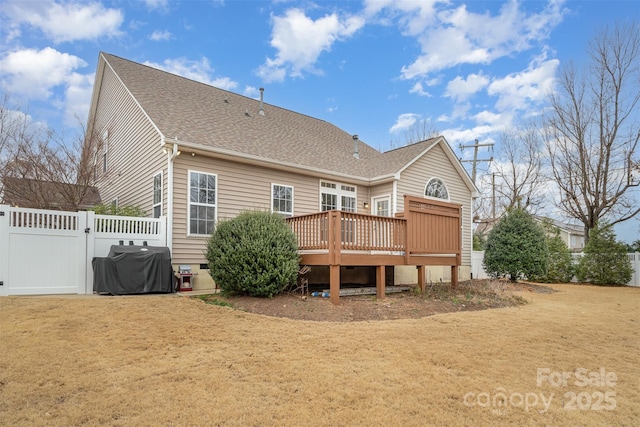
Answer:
[153,172,162,218]
[320,181,356,212]
[189,171,217,235]
[272,184,293,216]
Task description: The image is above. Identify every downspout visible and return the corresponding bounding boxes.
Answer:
[392,175,399,215]
[165,141,180,255]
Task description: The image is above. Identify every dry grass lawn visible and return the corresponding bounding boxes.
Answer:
[0,284,638,426]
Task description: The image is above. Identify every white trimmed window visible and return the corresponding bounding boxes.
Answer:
[102,130,109,173]
[93,148,98,182]
[189,171,217,236]
[425,178,449,200]
[320,181,357,212]
[272,184,293,216]
[153,172,162,218]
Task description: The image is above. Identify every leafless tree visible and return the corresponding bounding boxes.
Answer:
[0,94,103,210]
[493,125,546,214]
[388,118,440,150]
[545,21,640,242]
[403,118,440,145]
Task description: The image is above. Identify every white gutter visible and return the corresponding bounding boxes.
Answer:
[392,179,398,215]
[163,137,378,185]
[165,141,180,254]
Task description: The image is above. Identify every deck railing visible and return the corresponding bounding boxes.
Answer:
[286,210,407,252]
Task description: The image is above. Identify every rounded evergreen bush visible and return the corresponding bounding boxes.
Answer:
[577,226,632,286]
[206,211,300,297]
[530,219,575,283]
[483,208,548,282]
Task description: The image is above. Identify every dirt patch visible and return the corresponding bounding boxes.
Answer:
[194,279,537,322]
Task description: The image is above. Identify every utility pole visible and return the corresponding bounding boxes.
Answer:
[459,139,494,184]
[492,173,496,222]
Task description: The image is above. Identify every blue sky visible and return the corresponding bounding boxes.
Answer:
[0,0,638,242]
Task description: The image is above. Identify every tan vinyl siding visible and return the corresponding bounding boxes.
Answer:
[370,183,393,200]
[170,156,370,265]
[92,65,165,216]
[396,144,473,265]
[367,183,394,215]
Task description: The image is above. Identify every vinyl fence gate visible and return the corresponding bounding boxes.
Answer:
[0,205,167,296]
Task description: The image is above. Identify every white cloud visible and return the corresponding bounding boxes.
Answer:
[144,57,238,91]
[64,72,94,126]
[363,0,440,35]
[381,0,566,79]
[488,58,558,111]
[210,77,238,91]
[0,47,87,100]
[243,86,259,99]
[442,125,498,147]
[1,0,123,43]
[409,82,431,97]
[256,8,365,82]
[389,113,420,133]
[143,0,169,11]
[450,102,471,120]
[474,110,510,127]
[445,73,489,102]
[150,30,172,41]
[326,97,338,113]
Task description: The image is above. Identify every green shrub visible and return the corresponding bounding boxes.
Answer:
[483,208,548,282]
[91,203,146,217]
[473,231,486,251]
[530,219,575,283]
[577,226,632,286]
[206,211,300,297]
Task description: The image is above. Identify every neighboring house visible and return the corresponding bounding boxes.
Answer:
[87,52,479,292]
[536,217,585,251]
[475,215,586,252]
[1,177,101,211]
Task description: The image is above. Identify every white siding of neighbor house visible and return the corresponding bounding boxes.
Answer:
[171,155,370,265]
[91,64,166,217]
[396,144,473,266]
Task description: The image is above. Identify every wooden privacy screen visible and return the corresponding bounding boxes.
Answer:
[399,195,462,257]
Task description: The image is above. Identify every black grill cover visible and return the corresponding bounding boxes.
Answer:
[93,245,176,294]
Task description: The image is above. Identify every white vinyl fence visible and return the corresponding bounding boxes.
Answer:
[0,205,166,296]
[472,250,639,287]
[471,251,490,280]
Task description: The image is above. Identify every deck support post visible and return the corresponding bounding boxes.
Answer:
[417,265,426,292]
[376,265,386,300]
[329,264,340,305]
[451,265,458,289]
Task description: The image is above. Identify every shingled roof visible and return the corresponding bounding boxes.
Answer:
[98,52,473,187]
[1,177,101,211]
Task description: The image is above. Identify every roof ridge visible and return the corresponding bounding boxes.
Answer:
[101,52,365,144]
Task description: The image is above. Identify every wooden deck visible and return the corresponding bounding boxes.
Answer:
[286,195,462,304]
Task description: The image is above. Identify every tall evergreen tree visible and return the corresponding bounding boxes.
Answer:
[483,208,548,282]
[530,219,575,283]
[577,226,632,285]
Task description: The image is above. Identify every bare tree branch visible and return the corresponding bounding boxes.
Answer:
[388,118,440,150]
[494,124,546,214]
[545,21,640,242]
[0,93,103,210]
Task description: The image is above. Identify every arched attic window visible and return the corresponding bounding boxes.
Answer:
[425,178,449,200]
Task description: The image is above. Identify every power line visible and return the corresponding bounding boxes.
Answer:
[459,139,494,184]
